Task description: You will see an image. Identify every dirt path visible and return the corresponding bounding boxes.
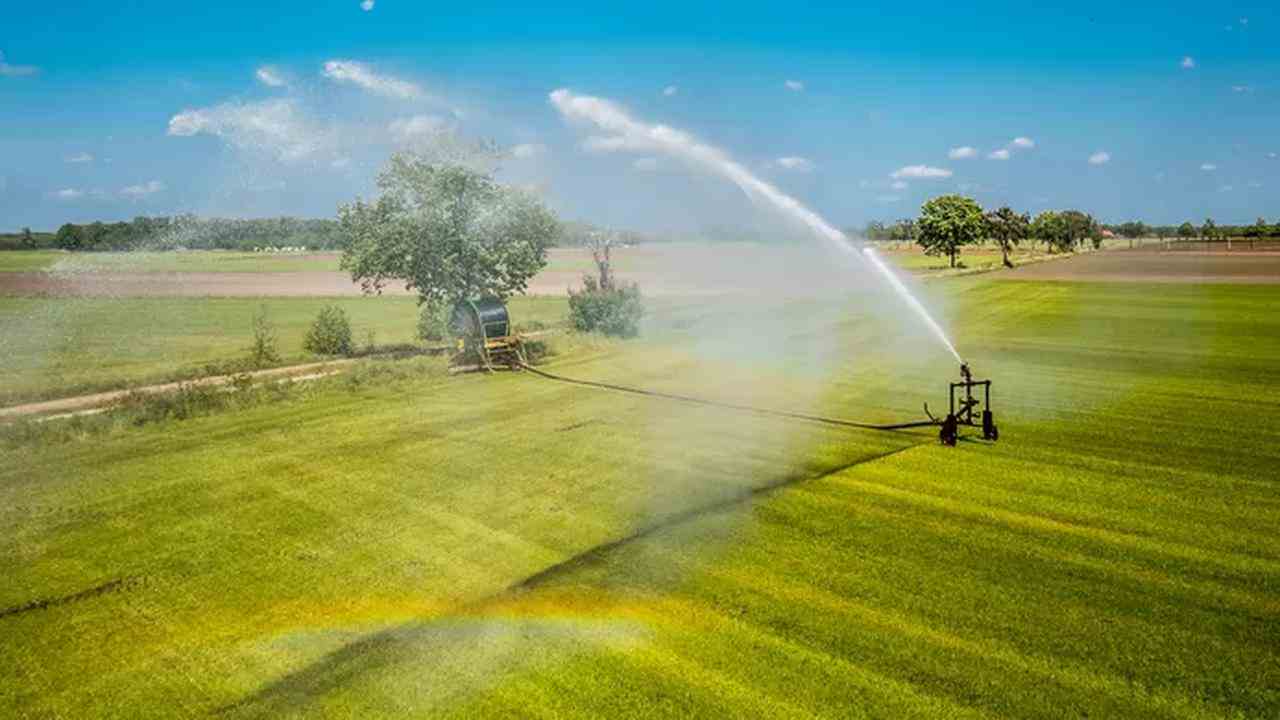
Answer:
[0,361,353,422]
[0,331,561,421]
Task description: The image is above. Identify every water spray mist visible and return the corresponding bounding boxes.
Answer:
[548,89,963,364]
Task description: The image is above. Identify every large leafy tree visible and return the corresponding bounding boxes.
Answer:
[984,206,1030,268]
[1177,221,1195,241]
[54,223,84,251]
[1116,221,1147,239]
[1031,211,1063,251]
[339,152,560,311]
[917,195,985,268]
[1060,210,1100,250]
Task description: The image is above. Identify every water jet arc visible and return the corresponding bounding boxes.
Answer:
[548,89,963,363]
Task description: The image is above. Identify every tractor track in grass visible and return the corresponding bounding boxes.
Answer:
[502,442,926,594]
[0,576,146,621]
[217,441,928,717]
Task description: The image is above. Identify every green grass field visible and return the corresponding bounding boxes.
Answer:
[3,269,1277,718]
[0,295,568,406]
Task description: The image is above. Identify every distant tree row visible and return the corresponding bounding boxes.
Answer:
[0,228,58,251]
[557,220,647,248]
[874,196,1102,268]
[28,216,655,254]
[860,198,1280,268]
[1103,217,1280,241]
[44,216,350,252]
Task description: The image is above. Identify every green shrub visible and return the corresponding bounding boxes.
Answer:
[304,305,353,356]
[567,277,644,337]
[416,303,451,343]
[247,306,281,367]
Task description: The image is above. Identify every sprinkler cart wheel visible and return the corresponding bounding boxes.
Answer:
[982,410,999,442]
[939,414,959,446]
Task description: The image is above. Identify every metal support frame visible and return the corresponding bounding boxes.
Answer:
[939,364,998,446]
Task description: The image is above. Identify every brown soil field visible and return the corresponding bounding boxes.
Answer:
[0,270,390,297]
[0,269,751,297]
[0,244,899,298]
[999,250,1280,284]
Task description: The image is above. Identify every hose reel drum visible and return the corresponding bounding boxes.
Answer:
[449,297,525,371]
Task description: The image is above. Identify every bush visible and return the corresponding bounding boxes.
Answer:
[567,277,644,337]
[304,305,353,356]
[248,306,281,367]
[416,303,451,343]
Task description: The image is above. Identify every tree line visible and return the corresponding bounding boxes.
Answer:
[858,197,1280,269]
[1104,218,1280,241]
[37,216,350,252]
[0,228,57,251]
[872,196,1104,269]
[16,216,649,254]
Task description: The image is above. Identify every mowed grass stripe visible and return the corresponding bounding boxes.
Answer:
[4,275,1280,717]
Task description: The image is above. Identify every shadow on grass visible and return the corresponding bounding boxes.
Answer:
[219,440,926,718]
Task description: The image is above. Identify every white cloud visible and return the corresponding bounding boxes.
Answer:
[322,59,421,99]
[890,180,908,190]
[1181,56,1196,69]
[331,157,351,169]
[1231,85,1253,93]
[360,0,375,10]
[388,114,446,143]
[52,188,84,199]
[663,85,678,97]
[0,51,38,77]
[65,152,94,164]
[1010,136,1035,149]
[1088,151,1111,165]
[775,156,814,172]
[633,157,659,171]
[891,164,952,180]
[987,149,1010,160]
[948,146,977,159]
[1200,163,1217,171]
[784,80,804,92]
[168,98,329,161]
[1269,152,1278,159]
[1240,17,1248,25]
[581,135,647,153]
[1218,185,1233,192]
[511,143,547,159]
[120,180,165,199]
[255,66,287,88]
[875,195,901,204]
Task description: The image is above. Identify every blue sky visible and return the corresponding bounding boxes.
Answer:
[2,1,1277,232]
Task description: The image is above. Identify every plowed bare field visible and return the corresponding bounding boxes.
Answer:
[1001,249,1280,283]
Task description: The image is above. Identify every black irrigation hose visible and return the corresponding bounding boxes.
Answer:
[517,362,939,433]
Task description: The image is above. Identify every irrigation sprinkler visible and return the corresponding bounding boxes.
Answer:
[452,298,996,447]
[934,363,998,446]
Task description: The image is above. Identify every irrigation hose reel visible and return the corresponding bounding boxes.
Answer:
[448,297,526,373]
